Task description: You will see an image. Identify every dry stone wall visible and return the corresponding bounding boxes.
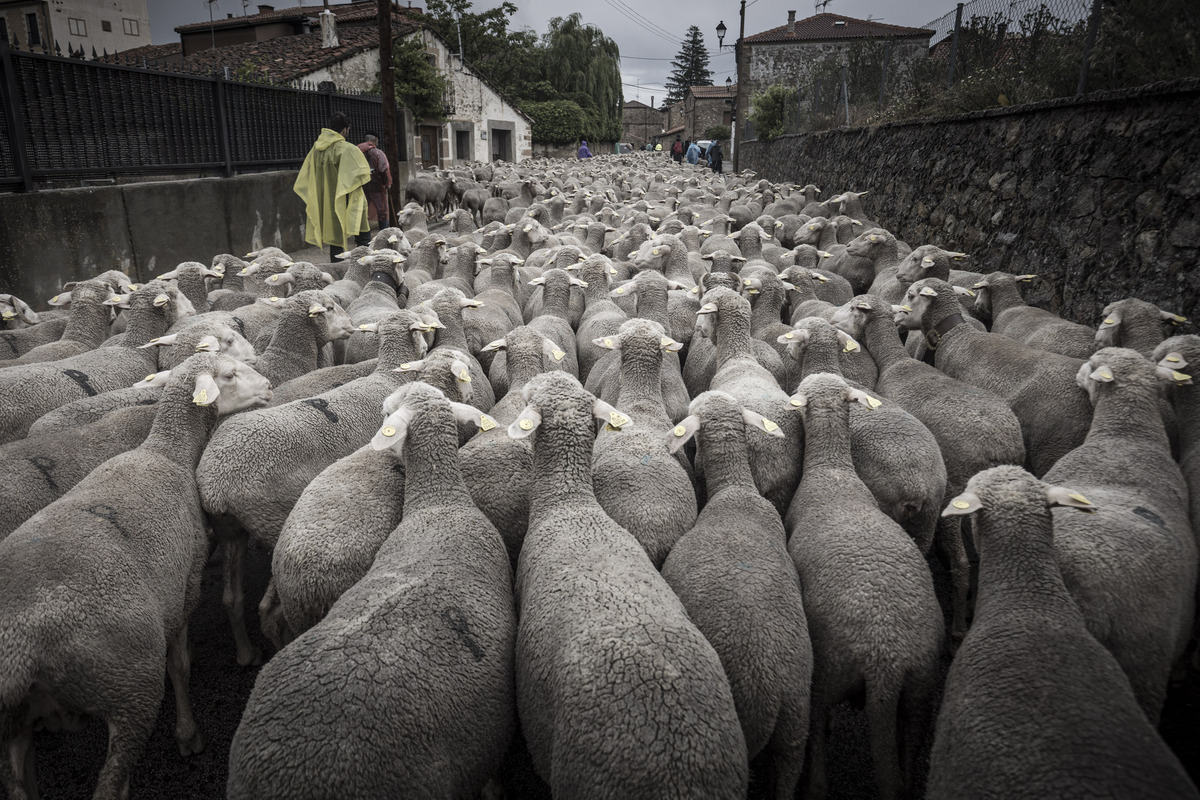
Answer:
[740,79,1200,323]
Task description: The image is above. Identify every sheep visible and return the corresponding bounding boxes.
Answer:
[892,243,981,299]
[27,380,164,437]
[586,269,692,422]
[855,230,908,303]
[421,286,497,411]
[1042,347,1197,723]
[972,271,1097,359]
[196,309,436,665]
[136,319,257,371]
[507,371,749,797]
[832,295,1026,640]
[0,280,114,366]
[262,262,346,304]
[156,261,224,313]
[786,372,943,800]
[269,346,479,642]
[904,278,1092,477]
[228,382,515,800]
[0,294,39,328]
[741,265,807,387]
[249,291,353,386]
[0,283,193,444]
[780,265,837,325]
[490,270,581,398]
[696,287,802,515]
[0,315,69,361]
[408,240,481,306]
[780,317,945,556]
[574,254,628,380]
[931,466,1200,800]
[170,295,285,351]
[0,353,271,800]
[661,391,813,800]
[1156,335,1200,537]
[1096,297,1187,357]
[342,252,407,364]
[589,319,697,567]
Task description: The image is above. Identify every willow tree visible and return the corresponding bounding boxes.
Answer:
[540,13,623,142]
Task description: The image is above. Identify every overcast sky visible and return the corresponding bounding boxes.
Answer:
[147,0,957,103]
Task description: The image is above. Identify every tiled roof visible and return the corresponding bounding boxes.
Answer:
[689,84,737,98]
[744,13,933,44]
[174,1,412,34]
[661,124,685,136]
[624,100,653,109]
[98,42,184,66]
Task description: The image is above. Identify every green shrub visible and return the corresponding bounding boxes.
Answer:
[748,85,793,140]
[701,125,730,141]
[521,100,588,145]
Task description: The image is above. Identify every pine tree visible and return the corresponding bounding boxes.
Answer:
[665,26,713,104]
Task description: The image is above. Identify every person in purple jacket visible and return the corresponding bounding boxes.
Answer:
[578,140,593,159]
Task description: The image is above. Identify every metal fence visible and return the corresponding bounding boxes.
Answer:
[749,0,1199,137]
[0,41,384,192]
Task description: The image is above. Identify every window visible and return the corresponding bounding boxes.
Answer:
[0,19,8,45]
[122,18,138,36]
[101,20,112,32]
[25,13,40,46]
[68,18,87,37]
[424,53,436,68]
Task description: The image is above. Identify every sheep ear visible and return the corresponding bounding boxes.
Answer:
[258,296,285,307]
[152,292,172,308]
[192,372,220,406]
[371,407,414,453]
[1159,309,1188,325]
[135,370,172,387]
[104,293,133,308]
[320,272,335,285]
[480,338,507,353]
[62,281,79,291]
[542,338,568,362]
[1155,365,1193,386]
[138,333,179,349]
[307,302,326,316]
[569,277,588,288]
[742,409,784,438]
[357,322,379,333]
[508,406,542,438]
[47,292,72,307]
[193,335,221,353]
[1098,312,1120,329]
[451,360,473,387]
[610,282,632,297]
[449,402,497,432]
[659,336,684,353]
[918,286,937,297]
[593,336,621,350]
[202,266,224,278]
[700,253,714,261]
[265,273,293,286]
[528,276,546,286]
[1089,365,1115,383]
[392,359,427,374]
[952,286,976,297]
[12,298,38,324]
[846,387,882,409]
[834,329,861,353]
[459,297,483,309]
[666,280,690,290]
[951,252,969,261]
[788,391,807,408]
[666,415,700,454]
[942,492,982,516]
[781,281,797,292]
[157,268,180,280]
[1045,485,1097,513]
[777,329,807,345]
[1016,274,1037,283]
[593,399,633,430]
[1159,351,1189,371]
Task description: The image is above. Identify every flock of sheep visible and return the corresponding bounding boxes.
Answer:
[0,151,1197,800]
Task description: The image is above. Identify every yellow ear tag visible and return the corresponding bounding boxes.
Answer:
[660,337,673,348]
[1068,492,1092,505]
[268,297,281,303]
[551,348,566,361]
[615,287,625,294]
[458,369,471,382]
[144,374,156,382]
[783,332,795,339]
[358,324,372,330]
[922,256,934,265]
[843,340,859,352]
[196,342,214,352]
[1166,355,1181,362]
[268,275,279,283]
[761,418,779,432]
[690,286,699,294]
[869,234,878,242]
[1097,370,1113,380]
[519,418,534,430]
[1103,317,1116,324]
[148,337,161,344]
[900,304,912,312]
[51,295,60,303]
[919,287,937,297]
[381,425,397,437]
[865,396,882,408]
[603,338,614,348]
[790,397,803,407]
[1173,371,1191,381]
[673,424,687,436]
[951,500,971,509]
[399,362,412,370]
[479,415,496,432]
[193,389,208,405]
[2,311,15,320]
[608,410,630,429]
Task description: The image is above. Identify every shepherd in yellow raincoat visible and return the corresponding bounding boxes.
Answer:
[294,112,371,259]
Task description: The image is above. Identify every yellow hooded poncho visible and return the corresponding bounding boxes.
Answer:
[294,128,370,250]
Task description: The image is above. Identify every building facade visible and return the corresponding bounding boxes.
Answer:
[683,84,736,142]
[621,100,663,148]
[1,0,150,55]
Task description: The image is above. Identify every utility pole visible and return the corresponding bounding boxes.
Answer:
[733,0,745,172]
[378,0,400,227]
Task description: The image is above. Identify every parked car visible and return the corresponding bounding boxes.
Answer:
[696,140,715,158]
[617,142,634,154]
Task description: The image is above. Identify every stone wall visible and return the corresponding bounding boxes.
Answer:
[531,142,618,159]
[740,79,1200,323]
[0,171,306,306]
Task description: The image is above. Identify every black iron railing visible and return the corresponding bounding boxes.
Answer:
[0,41,384,192]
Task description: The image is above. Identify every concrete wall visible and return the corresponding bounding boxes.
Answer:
[0,171,306,306]
[739,79,1200,322]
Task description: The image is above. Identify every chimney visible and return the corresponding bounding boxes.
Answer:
[257,4,274,13]
[319,8,338,48]
[787,10,796,33]
[650,95,655,109]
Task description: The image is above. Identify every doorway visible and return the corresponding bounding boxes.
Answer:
[455,129,471,162]
[491,128,512,162]
[419,126,440,168]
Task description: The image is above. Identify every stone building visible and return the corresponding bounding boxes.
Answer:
[621,99,663,148]
[1,0,150,55]
[683,83,736,142]
[734,10,932,165]
[161,1,531,168]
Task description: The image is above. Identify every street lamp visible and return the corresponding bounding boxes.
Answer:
[716,20,728,49]
[726,75,732,90]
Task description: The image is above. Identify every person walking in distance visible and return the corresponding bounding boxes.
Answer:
[578,139,593,159]
[294,111,372,261]
[685,139,701,165]
[671,136,683,162]
[707,139,723,173]
[357,132,392,231]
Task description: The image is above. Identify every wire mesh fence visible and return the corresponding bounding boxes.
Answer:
[0,41,384,191]
[747,0,1200,138]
